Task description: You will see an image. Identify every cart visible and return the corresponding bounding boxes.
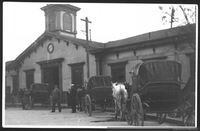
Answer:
[125,60,195,126]
[84,76,113,116]
[23,83,51,109]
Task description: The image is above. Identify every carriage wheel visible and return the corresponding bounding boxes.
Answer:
[157,113,166,124]
[183,93,195,126]
[85,94,92,116]
[131,93,144,126]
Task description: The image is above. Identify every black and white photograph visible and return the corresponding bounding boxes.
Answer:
[3,2,198,129]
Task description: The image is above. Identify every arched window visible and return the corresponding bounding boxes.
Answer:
[49,13,56,31]
[63,13,72,31]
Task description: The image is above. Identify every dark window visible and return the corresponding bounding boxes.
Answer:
[63,13,72,31]
[68,62,85,89]
[6,86,11,102]
[24,69,35,89]
[109,61,127,83]
[186,53,195,77]
[72,68,83,89]
[49,13,56,31]
[12,75,18,95]
[43,66,59,92]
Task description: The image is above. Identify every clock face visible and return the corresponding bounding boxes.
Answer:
[47,43,54,54]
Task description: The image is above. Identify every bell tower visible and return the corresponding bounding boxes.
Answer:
[41,4,80,37]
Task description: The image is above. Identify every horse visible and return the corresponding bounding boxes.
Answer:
[112,82,128,121]
[123,82,131,99]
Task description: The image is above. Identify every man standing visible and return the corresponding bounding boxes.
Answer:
[70,84,77,113]
[51,85,61,113]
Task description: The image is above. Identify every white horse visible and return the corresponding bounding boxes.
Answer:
[112,82,128,121]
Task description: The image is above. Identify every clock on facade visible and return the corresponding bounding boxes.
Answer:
[47,43,54,54]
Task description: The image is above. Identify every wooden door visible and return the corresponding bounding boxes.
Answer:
[43,67,53,92]
[72,66,83,89]
[111,68,125,83]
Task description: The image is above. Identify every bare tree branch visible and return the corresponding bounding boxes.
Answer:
[179,5,190,25]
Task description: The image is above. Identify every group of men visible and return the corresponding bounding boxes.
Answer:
[51,84,80,113]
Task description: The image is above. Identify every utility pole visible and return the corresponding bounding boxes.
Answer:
[81,17,92,78]
[171,6,175,28]
[89,29,92,41]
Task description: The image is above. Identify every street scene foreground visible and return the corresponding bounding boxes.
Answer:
[4,105,185,128]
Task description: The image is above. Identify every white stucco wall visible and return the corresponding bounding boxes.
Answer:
[15,36,96,92]
[102,41,192,85]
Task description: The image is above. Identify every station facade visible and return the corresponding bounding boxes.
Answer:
[6,4,196,103]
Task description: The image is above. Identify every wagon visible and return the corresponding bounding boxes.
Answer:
[83,76,113,116]
[125,60,195,126]
[23,83,51,109]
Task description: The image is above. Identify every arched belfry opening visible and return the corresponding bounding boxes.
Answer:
[41,4,81,37]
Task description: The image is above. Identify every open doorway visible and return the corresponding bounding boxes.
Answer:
[37,58,64,102]
[43,66,59,93]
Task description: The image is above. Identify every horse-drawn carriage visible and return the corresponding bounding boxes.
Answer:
[22,83,52,109]
[82,76,113,116]
[123,60,195,126]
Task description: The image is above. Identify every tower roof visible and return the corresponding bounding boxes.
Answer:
[41,4,81,12]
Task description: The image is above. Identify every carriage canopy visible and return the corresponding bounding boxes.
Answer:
[85,76,112,93]
[29,83,50,93]
[29,83,51,103]
[131,60,182,84]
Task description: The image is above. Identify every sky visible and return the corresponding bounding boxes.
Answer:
[3,2,195,63]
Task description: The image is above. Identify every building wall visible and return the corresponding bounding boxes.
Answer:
[6,33,194,96]
[5,69,17,93]
[14,36,96,92]
[102,40,194,87]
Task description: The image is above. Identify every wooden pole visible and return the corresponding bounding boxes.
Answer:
[81,17,92,78]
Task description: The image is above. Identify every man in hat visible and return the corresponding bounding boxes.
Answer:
[51,85,61,112]
[70,84,77,113]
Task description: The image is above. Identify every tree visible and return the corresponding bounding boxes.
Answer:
[158,5,196,27]
[158,5,196,50]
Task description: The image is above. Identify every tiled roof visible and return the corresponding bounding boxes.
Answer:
[105,24,195,48]
[6,61,13,66]
[49,31,105,49]
[41,4,81,12]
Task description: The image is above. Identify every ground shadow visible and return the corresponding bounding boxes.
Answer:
[91,117,122,123]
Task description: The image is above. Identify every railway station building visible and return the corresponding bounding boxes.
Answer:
[5,4,196,103]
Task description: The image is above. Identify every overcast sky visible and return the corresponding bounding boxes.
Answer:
[3,2,195,63]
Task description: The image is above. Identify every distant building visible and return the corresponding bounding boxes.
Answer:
[6,4,196,103]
